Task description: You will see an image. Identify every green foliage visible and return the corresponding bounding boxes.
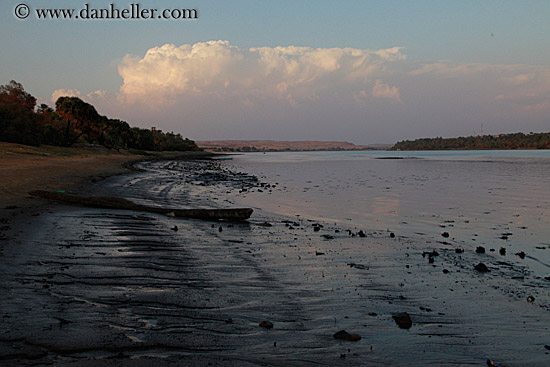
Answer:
[0,80,198,152]
[392,133,550,151]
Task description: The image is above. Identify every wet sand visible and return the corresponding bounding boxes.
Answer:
[1,158,549,366]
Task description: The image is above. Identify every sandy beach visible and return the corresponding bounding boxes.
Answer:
[0,143,139,209]
[1,154,549,366]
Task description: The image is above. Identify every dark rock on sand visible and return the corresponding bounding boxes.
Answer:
[455,248,464,253]
[358,230,366,237]
[333,330,361,341]
[544,345,550,351]
[515,251,526,259]
[442,232,450,238]
[527,295,535,303]
[499,247,506,255]
[390,232,395,238]
[474,263,490,273]
[321,234,334,240]
[392,312,413,329]
[218,226,223,232]
[259,321,273,329]
[476,246,486,254]
[258,222,272,227]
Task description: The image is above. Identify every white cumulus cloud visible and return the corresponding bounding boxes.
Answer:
[117,40,407,107]
[371,80,401,102]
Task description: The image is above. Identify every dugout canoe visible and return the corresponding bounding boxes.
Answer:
[29,190,253,221]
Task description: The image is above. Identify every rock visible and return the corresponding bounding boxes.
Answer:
[474,262,489,272]
[499,247,506,255]
[544,345,550,351]
[333,330,361,341]
[527,295,535,303]
[476,246,486,254]
[515,251,526,259]
[358,230,366,237]
[321,234,334,240]
[455,248,464,253]
[313,226,321,232]
[218,226,223,232]
[171,225,178,231]
[389,232,395,238]
[442,232,450,238]
[443,269,449,274]
[392,312,412,329]
[315,251,325,256]
[259,321,273,329]
[166,212,175,217]
[258,222,272,227]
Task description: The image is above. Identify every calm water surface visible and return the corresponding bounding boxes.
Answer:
[227,150,550,277]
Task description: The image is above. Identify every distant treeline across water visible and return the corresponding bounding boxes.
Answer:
[392,132,550,150]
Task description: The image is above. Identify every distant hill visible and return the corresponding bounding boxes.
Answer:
[392,132,550,151]
[197,140,380,152]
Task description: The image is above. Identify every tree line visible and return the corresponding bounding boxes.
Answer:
[392,132,550,151]
[0,80,198,151]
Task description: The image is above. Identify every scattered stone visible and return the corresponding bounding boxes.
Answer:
[499,247,506,255]
[321,234,334,240]
[333,330,361,341]
[422,250,439,258]
[515,251,526,259]
[166,212,175,217]
[474,263,490,273]
[392,312,412,329]
[527,295,535,303]
[442,232,450,238]
[476,246,486,254]
[258,222,272,227]
[544,345,550,351]
[358,230,366,237]
[389,232,395,238]
[218,226,223,232]
[368,312,378,316]
[171,225,178,231]
[443,269,449,274]
[315,251,325,256]
[455,248,464,253]
[313,226,321,232]
[259,321,273,329]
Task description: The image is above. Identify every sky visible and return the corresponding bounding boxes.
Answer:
[1,0,549,144]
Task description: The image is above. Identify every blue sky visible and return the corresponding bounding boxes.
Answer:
[1,1,549,144]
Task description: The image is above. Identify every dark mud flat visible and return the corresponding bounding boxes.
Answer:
[1,159,549,366]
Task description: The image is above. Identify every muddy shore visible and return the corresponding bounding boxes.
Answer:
[1,158,549,366]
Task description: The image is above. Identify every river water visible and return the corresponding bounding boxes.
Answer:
[227,150,550,277]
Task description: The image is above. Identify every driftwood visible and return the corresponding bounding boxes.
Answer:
[29,190,253,221]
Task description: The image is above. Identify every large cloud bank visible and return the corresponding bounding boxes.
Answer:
[51,41,550,143]
[117,40,405,106]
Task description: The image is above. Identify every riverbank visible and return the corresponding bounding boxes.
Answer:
[1,155,549,366]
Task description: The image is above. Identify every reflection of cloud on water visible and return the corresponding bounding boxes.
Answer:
[371,196,401,217]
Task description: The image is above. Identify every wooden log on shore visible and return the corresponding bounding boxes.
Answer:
[29,190,253,221]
